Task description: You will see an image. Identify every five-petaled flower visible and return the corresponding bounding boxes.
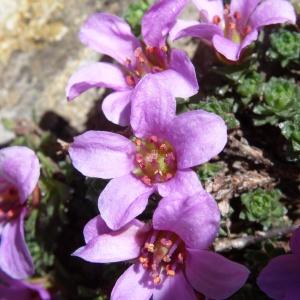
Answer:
[68,76,227,230]
[66,0,198,126]
[257,226,300,299]
[74,191,249,300]
[0,146,40,279]
[0,269,50,300]
[171,0,296,61]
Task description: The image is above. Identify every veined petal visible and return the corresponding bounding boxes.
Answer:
[153,271,197,300]
[186,249,250,299]
[173,23,223,41]
[238,29,259,58]
[169,19,200,41]
[79,13,140,64]
[290,227,300,255]
[102,90,132,126]
[142,0,188,47]
[250,0,296,29]
[192,0,224,23]
[98,174,154,230]
[69,131,135,179]
[83,215,111,243]
[230,0,260,31]
[257,254,300,299]
[0,146,40,203]
[157,169,203,198]
[0,210,34,279]
[66,63,129,101]
[130,75,176,138]
[153,191,220,249]
[73,220,147,263]
[111,264,153,300]
[212,35,240,61]
[167,110,227,169]
[151,49,198,99]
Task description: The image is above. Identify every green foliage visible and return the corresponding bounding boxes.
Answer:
[190,98,240,129]
[280,114,300,155]
[239,189,288,230]
[124,0,153,36]
[266,28,300,67]
[253,77,300,125]
[236,71,265,105]
[197,162,223,183]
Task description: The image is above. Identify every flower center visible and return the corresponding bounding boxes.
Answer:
[132,135,177,186]
[0,187,22,221]
[212,6,252,44]
[125,44,169,87]
[138,230,185,285]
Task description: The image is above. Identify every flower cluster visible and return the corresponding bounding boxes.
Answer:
[0,0,297,299]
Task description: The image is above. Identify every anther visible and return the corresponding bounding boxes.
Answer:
[141,175,152,186]
[161,45,168,52]
[177,252,184,264]
[234,11,241,20]
[166,265,176,276]
[212,15,221,25]
[125,75,136,86]
[244,25,252,35]
[229,22,236,30]
[153,275,161,285]
[160,238,173,248]
[145,242,155,252]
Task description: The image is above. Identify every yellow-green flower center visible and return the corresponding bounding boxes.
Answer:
[132,135,177,186]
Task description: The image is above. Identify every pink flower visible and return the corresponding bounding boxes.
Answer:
[0,269,51,300]
[68,76,227,230]
[74,192,249,300]
[66,0,198,126]
[0,146,40,279]
[257,227,300,299]
[171,0,296,61]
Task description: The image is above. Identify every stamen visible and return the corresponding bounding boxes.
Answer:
[213,15,221,25]
[177,252,184,264]
[153,275,161,285]
[234,11,241,20]
[144,242,155,253]
[244,25,252,35]
[125,75,135,86]
[161,45,168,52]
[166,264,176,276]
[141,175,152,186]
[229,22,236,30]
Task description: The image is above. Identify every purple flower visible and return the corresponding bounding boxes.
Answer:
[68,76,227,230]
[0,269,51,300]
[171,0,296,61]
[257,227,300,299]
[0,146,40,279]
[66,0,198,126]
[74,191,249,300]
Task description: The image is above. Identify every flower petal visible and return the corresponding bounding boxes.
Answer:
[186,249,250,299]
[69,131,135,179]
[257,254,300,299]
[212,34,240,61]
[73,220,147,263]
[153,191,220,249]
[167,110,227,169]
[173,23,223,41]
[79,13,140,64]
[153,271,197,300]
[83,215,111,243]
[0,210,34,279]
[250,0,296,29]
[0,146,40,203]
[98,174,154,230]
[111,264,153,300]
[230,0,260,31]
[284,287,300,300]
[169,19,200,41]
[157,169,203,198]
[66,63,128,101]
[142,0,188,47]
[151,49,198,99]
[130,75,176,138]
[238,29,259,58]
[102,90,132,126]
[192,0,224,23]
[290,227,300,255]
